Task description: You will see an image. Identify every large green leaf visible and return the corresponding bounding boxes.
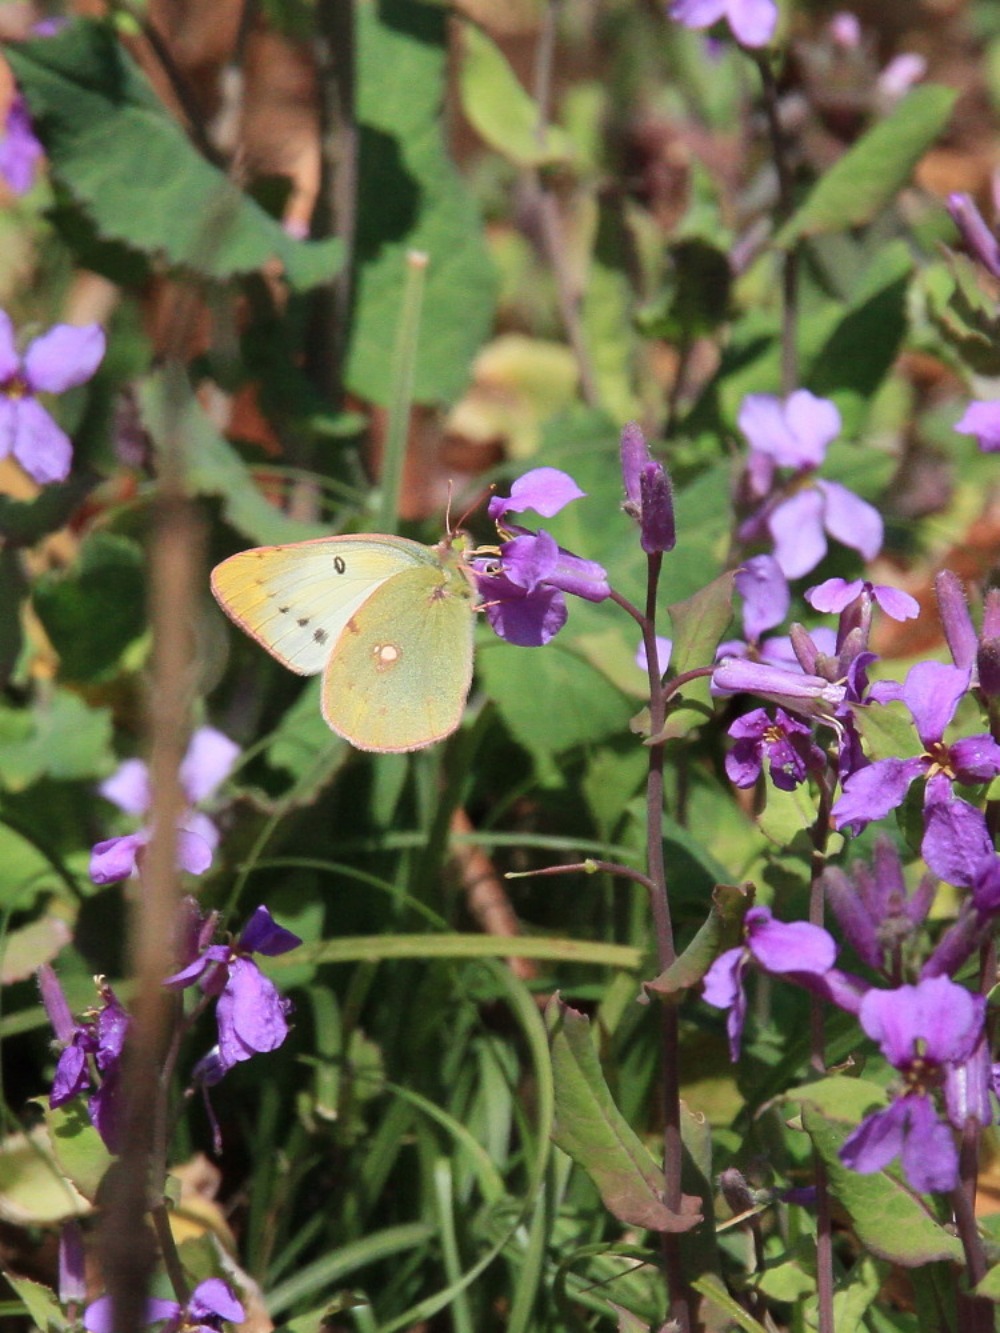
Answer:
[8,21,342,289]
[347,0,496,405]
[33,533,146,682]
[477,634,635,761]
[776,86,956,245]
[546,996,702,1233]
[789,1080,964,1267]
[0,690,113,790]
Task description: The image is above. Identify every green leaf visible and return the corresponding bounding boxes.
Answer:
[33,533,146,681]
[0,1124,89,1224]
[0,915,73,984]
[1,1272,67,1333]
[648,573,734,743]
[776,86,957,246]
[546,995,702,1233]
[138,373,328,547]
[0,690,113,790]
[347,0,496,405]
[635,239,733,343]
[46,1097,115,1203]
[8,21,342,289]
[477,635,635,761]
[923,254,1000,377]
[847,698,922,764]
[806,240,913,433]
[792,1089,964,1266]
[457,21,573,168]
[645,883,750,1003]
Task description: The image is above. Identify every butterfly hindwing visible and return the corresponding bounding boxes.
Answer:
[211,535,432,676]
[321,560,476,752]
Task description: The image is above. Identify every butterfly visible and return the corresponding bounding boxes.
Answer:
[211,533,479,753]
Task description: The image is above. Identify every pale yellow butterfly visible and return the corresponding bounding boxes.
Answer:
[211,533,479,753]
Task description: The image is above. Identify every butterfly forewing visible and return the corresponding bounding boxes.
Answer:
[321,561,476,752]
[211,536,431,675]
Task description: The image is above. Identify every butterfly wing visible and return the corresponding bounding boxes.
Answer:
[211,535,431,675]
[321,559,476,752]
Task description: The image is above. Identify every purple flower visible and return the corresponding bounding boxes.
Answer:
[165,906,301,1073]
[59,1222,86,1306]
[84,1278,245,1333]
[840,976,988,1192]
[955,401,1000,453]
[476,467,609,647]
[91,726,239,884]
[40,967,129,1152]
[0,96,43,196]
[947,193,1000,278]
[738,391,883,579]
[823,838,935,973]
[620,422,676,554]
[0,312,105,485]
[725,707,824,792]
[703,905,838,1058]
[806,577,919,623]
[831,661,1000,836]
[668,0,778,48]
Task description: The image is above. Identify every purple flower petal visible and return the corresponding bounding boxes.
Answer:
[736,555,789,641]
[900,1095,959,1193]
[832,757,925,832]
[872,585,919,621]
[944,1034,994,1129]
[90,832,148,885]
[180,726,240,803]
[11,397,73,484]
[738,393,801,465]
[817,480,883,561]
[488,467,585,523]
[239,905,302,956]
[702,947,748,1061]
[477,570,568,646]
[725,0,778,46]
[922,789,997,885]
[189,1279,245,1324]
[955,401,1000,453]
[620,421,648,506]
[217,958,291,1067]
[38,964,75,1043]
[769,489,827,579]
[840,1099,907,1176]
[498,530,560,591]
[635,635,672,673]
[713,656,845,716]
[745,906,837,974]
[806,577,864,615]
[860,976,984,1067]
[936,570,979,671]
[901,660,971,745]
[99,758,151,816]
[0,97,43,196]
[949,733,1000,782]
[669,0,727,30]
[176,828,213,876]
[0,311,19,382]
[51,1044,89,1106]
[23,323,106,394]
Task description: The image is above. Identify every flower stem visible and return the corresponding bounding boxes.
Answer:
[808,771,835,1333]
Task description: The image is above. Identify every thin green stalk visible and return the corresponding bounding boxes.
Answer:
[376,251,429,533]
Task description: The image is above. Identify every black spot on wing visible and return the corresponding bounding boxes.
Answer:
[313,628,329,645]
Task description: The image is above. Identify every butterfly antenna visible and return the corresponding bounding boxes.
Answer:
[452,482,494,536]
